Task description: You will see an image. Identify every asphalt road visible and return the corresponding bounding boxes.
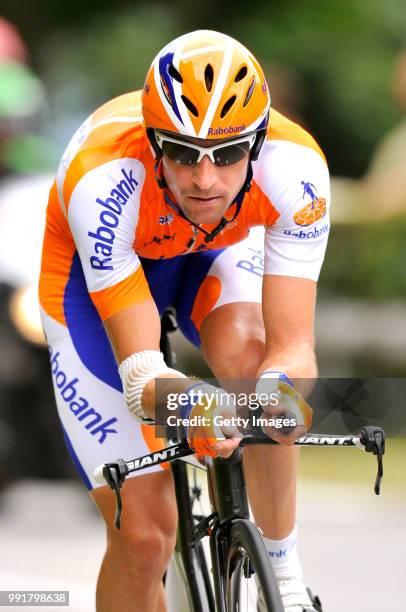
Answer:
[0,477,404,612]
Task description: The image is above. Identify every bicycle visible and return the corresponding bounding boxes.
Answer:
[94,309,386,612]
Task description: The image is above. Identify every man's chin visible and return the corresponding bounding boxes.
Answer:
[180,205,227,226]
[187,213,224,226]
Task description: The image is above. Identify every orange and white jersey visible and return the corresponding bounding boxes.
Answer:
[39,90,330,326]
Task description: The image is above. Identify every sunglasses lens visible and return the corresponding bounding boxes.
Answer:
[158,132,254,166]
[213,141,251,166]
[161,141,199,165]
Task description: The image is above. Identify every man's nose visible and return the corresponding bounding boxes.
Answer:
[192,155,217,191]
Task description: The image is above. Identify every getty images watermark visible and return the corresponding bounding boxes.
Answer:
[165,388,298,431]
[155,376,406,438]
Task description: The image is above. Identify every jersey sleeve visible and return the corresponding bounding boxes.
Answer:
[257,141,331,281]
[66,157,152,319]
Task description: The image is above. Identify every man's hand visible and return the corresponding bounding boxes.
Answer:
[184,384,242,458]
[255,377,313,446]
[188,407,242,458]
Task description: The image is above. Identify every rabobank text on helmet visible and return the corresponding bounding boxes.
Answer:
[208,124,245,136]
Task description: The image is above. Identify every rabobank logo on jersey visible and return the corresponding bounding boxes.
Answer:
[159,213,174,225]
[294,180,327,227]
[88,168,139,270]
[284,222,330,240]
[237,247,264,277]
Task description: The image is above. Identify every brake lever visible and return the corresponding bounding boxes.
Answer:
[359,426,385,495]
[102,459,129,529]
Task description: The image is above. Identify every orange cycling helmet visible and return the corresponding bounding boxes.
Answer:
[142,30,271,243]
[142,29,270,159]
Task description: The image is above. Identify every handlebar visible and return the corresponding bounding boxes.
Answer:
[93,426,385,529]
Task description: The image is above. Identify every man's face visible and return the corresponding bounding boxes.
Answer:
[161,134,250,225]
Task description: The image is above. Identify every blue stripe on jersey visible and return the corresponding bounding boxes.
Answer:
[140,248,225,346]
[63,253,122,392]
[138,254,186,315]
[171,248,225,346]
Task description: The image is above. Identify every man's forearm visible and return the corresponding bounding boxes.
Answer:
[256,339,318,381]
[256,340,317,431]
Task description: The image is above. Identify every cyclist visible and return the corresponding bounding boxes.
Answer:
[39,30,330,611]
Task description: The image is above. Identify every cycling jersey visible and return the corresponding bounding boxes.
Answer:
[39,91,330,489]
[39,90,330,326]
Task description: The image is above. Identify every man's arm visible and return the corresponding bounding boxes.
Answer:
[104,299,161,364]
[104,300,190,421]
[256,274,318,380]
[254,274,318,444]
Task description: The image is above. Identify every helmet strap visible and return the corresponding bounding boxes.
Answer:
[154,158,167,189]
[250,127,267,161]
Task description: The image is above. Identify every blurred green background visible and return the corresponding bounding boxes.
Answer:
[2,0,406,299]
[1,0,405,173]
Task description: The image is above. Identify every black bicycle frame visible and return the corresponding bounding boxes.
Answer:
[176,447,252,612]
[171,459,216,612]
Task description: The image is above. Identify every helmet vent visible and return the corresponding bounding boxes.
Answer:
[168,63,183,83]
[181,95,199,117]
[204,64,214,92]
[243,76,256,107]
[234,66,247,82]
[220,95,236,118]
